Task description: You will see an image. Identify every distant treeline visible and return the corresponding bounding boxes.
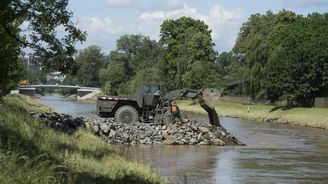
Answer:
[5,8,328,106]
[233,10,328,106]
[64,17,221,95]
[65,10,328,106]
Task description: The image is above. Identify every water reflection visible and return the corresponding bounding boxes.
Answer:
[117,117,328,183]
[38,95,98,118]
[118,145,223,183]
[39,95,328,184]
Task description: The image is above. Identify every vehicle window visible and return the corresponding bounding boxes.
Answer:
[151,85,160,94]
[144,85,151,93]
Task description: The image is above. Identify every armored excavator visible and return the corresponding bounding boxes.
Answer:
[96,83,221,127]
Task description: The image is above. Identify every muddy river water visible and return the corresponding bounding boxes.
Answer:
[39,95,328,183]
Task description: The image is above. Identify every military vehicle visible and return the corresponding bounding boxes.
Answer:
[96,83,221,126]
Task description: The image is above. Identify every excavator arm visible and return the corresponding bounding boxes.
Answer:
[164,89,222,127]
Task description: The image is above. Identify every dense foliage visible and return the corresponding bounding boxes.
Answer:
[2,2,327,107]
[233,10,328,105]
[67,13,328,107]
[0,19,20,96]
[96,17,221,95]
[159,17,219,92]
[0,0,85,96]
[74,45,105,86]
[265,13,328,105]
[99,35,161,95]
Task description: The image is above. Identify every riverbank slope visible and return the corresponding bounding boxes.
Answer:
[0,94,164,183]
[178,100,328,129]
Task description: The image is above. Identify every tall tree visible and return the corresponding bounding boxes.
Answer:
[99,62,129,95]
[217,51,242,85]
[159,17,218,92]
[75,45,105,86]
[99,35,160,95]
[114,34,161,76]
[0,21,20,95]
[234,10,328,106]
[182,61,220,89]
[0,0,85,96]
[233,10,298,100]
[265,13,328,105]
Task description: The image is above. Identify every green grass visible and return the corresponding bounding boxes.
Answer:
[0,94,165,184]
[178,100,328,129]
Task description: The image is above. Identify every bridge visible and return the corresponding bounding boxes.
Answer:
[18,84,101,100]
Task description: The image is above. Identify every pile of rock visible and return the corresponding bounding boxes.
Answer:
[29,111,243,146]
[31,111,85,134]
[86,118,243,146]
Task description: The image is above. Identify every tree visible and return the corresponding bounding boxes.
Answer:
[99,63,129,95]
[159,16,218,92]
[217,51,242,85]
[17,57,47,85]
[113,34,161,76]
[119,67,161,94]
[0,20,20,96]
[182,61,220,89]
[0,0,85,96]
[75,45,105,86]
[233,10,298,100]
[234,10,328,106]
[265,13,328,105]
[99,35,161,95]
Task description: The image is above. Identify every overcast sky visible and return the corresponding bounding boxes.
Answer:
[68,0,327,53]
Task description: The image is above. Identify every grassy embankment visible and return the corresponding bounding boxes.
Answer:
[0,94,165,184]
[178,100,328,129]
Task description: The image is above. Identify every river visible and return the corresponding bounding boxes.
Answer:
[39,95,328,184]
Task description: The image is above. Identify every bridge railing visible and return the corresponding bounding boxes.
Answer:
[19,84,100,90]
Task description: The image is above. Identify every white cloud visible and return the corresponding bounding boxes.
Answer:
[77,16,122,36]
[282,0,328,8]
[151,0,184,11]
[73,3,244,52]
[138,4,243,51]
[138,4,206,40]
[139,4,204,20]
[106,0,132,7]
[107,0,184,11]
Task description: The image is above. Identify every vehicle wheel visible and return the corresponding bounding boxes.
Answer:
[114,106,138,124]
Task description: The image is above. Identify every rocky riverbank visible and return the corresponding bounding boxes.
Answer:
[86,118,243,146]
[31,111,243,146]
[31,111,85,134]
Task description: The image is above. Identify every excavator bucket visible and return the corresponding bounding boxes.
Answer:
[198,93,221,127]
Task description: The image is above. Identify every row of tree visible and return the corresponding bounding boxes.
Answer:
[232,10,328,105]
[65,11,328,107]
[2,2,327,107]
[64,17,222,95]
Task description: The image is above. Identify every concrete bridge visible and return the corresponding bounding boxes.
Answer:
[19,84,101,100]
